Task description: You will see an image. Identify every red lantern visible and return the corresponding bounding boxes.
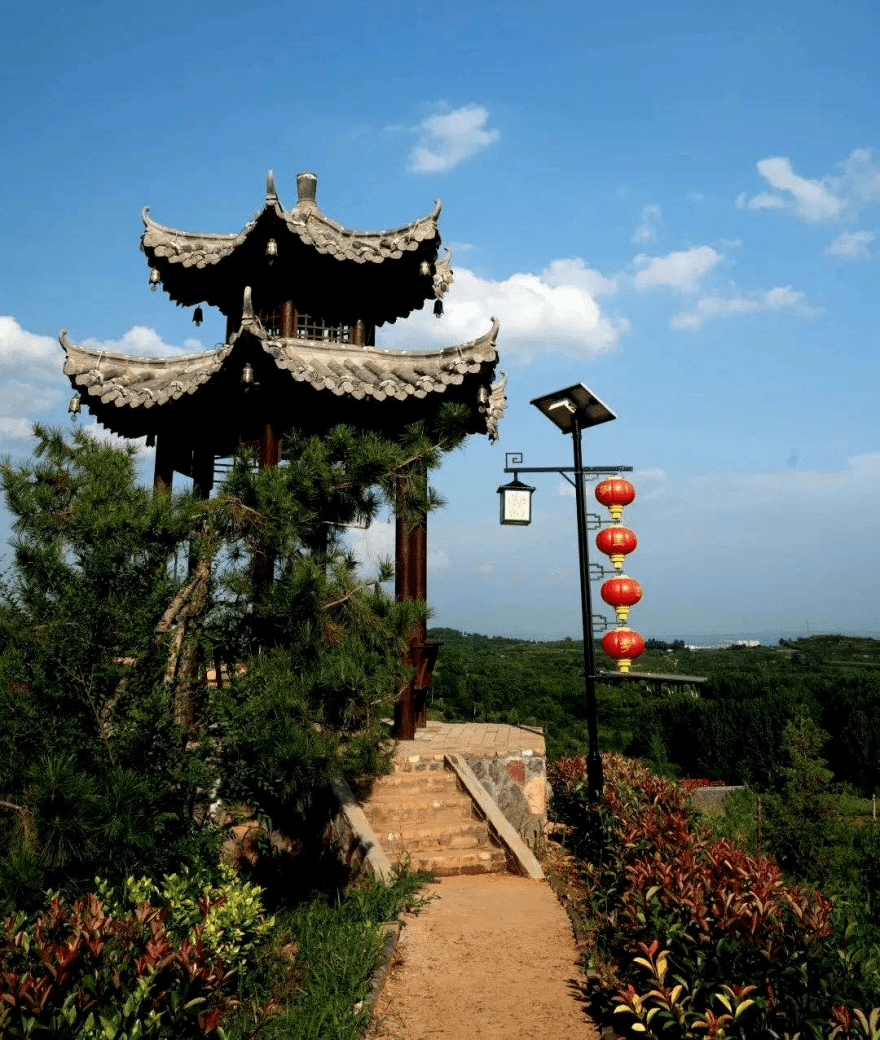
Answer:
[595,524,637,570]
[595,477,636,521]
[601,574,643,624]
[602,627,645,673]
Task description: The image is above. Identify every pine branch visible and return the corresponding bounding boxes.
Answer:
[322,578,382,613]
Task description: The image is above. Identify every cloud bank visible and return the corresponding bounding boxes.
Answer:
[380,258,627,360]
[737,148,880,223]
[671,286,820,329]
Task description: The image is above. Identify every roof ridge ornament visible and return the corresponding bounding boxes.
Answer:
[296,171,318,208]
[241,286,257,326]
[265,169,278,202]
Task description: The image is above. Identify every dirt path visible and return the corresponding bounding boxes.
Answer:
[370,874,600,1040]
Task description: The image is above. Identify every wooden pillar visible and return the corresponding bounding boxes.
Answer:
[253,421,281,599]
[393,465,429,740]
[258,421,282,469]
[153,433,175,494]
[192,444,214,501]
[280,301,295,339]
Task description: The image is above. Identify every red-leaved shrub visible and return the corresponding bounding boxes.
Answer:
[548,753,879,1038]
[0,892,240,1037]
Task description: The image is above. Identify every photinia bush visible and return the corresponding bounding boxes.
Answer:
[548,753,880,1038]
[0,871,277,1038]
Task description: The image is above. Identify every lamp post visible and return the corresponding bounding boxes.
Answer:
[498,383,629,802]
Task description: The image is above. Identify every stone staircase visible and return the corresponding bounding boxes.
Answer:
[362,763,507,876]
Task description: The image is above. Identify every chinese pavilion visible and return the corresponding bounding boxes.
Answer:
[60,171,506,738]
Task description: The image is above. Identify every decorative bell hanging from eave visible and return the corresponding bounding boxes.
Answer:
[266,238,277,265]
[193,307,203,327]
[595,523,637,570]
[497,477,535,526]
[149,268,160,291]
[601,627,645,673]
[241,362,254,388]
[595,476,636,521]
[601,574,643,624]
[68,394,81,421]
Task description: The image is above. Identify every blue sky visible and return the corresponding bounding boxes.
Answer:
[1,0,878,642]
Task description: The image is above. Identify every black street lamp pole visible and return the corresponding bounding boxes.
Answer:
[571,412,604,802]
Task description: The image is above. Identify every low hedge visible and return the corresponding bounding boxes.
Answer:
[548,753,880,1039]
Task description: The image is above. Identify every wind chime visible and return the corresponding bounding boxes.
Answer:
[594,477,645,673]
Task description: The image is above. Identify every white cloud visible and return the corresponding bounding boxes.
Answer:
[542,257,618,297]
[380,261,628,361]
[409,104,500,174]
[848,449,880,473]
[632,204,661,244]
[3,380,63,416]
[735,190,786,211]
[827,229,876,259]
[0,316,59,376]
[687,191,705,204]
[0,417,35,441]
[736,151,880,223]
[429,548,451,571]
[635,467,667,482]
[633,246,722,292]
[671,285,820,329]
[833,148,880,207]
[81,326,195,358]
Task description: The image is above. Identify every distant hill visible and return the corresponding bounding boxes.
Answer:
[426,629,880,765]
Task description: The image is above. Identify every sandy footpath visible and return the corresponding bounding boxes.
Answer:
[370,873,600,1040]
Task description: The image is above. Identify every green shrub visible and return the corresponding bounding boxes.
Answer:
[549,753,880,1038]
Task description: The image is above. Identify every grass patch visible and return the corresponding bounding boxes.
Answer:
[229,867,433,1040]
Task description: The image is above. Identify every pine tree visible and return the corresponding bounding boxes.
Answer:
[0,407,468,909]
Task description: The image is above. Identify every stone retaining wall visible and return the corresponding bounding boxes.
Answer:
[462,748,548,846]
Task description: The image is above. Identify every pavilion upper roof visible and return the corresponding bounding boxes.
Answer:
[60,298,505,446]
[141,171,451,327]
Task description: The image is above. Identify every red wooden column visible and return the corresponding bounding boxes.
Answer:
[393,465,428,740]
[412,515,429,729]
[153,433,175,494]
[258,421,282,468]
[253,421,281,595]
[280,301,295,339]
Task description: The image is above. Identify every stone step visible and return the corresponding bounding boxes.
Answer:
[373,817,489,853]
[374,771,459,793]
[359,764,508,877]
[390,845,508,877]
[392,757,446,773]
[367,802,475,826]
[366,789,472,818]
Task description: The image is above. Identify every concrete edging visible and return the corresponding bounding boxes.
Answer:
[329,778,394,884]
[359,921,401,1030]
[444,754,544,880]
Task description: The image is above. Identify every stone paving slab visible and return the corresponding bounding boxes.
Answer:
[390,720,545,768]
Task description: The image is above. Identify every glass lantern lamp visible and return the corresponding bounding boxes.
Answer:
[497,477,535,526]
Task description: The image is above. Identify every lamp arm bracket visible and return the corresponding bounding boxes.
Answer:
[502,465,633,475]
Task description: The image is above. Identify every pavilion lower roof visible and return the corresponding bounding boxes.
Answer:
[60,316,506,441]
[140,171,450,326]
